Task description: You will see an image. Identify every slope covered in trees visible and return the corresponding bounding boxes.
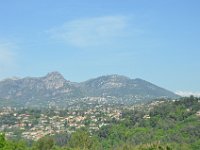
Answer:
[0,96,200,150]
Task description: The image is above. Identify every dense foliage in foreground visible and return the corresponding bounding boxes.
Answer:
[0,96,200,150]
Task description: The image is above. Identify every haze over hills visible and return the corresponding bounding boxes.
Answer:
[0,72,179,108]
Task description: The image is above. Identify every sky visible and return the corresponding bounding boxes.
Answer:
[0,0,200,95]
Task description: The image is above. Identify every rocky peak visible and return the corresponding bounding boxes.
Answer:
[83,74,130,89]
[45,71,65,80]
[105,74,130,81]
[100,75,130,88]
[43,72,66,89]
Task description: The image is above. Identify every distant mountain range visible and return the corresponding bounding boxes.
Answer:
[0,72,179,108]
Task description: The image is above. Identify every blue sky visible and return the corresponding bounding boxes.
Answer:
[0,0,200,95]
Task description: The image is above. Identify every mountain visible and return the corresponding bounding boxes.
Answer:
[80,75,177,98]
[0,72,83,107]
[0,72,179,107]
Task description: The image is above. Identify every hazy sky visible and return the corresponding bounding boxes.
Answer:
[0,0,200,94]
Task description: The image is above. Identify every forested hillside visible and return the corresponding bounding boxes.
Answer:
[0,96,200,150]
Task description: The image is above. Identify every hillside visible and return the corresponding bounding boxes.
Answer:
[0,72,179,107]
[0,96,200,150]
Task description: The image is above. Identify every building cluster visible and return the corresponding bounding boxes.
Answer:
[0,107,121,141]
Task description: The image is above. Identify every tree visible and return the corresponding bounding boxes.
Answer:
[0,133,6,149]
[68,128,100,150]
[32,136,54,150]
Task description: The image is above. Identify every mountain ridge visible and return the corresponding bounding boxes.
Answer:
[0,72,179,107]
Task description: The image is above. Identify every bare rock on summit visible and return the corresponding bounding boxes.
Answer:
[42,72,66,89]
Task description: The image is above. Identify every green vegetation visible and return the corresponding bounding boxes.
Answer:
[0,96,200,150]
